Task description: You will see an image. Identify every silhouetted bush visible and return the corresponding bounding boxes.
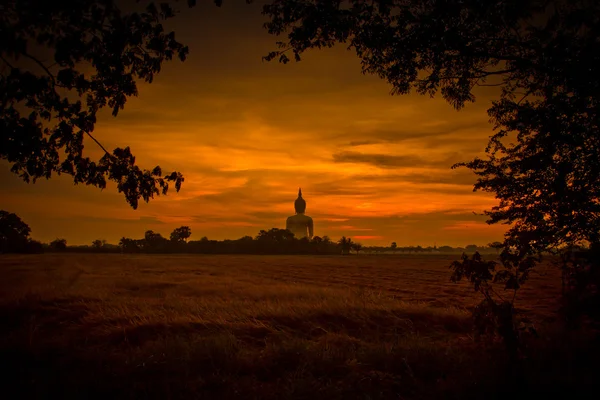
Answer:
[557,243,600,330]
[450,251,538,360]
[25,240,45,254]
[49,239,68,252]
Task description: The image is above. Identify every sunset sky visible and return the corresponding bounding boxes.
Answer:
[0,0,508,247]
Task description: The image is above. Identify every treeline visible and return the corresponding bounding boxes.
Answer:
[115,228,341,255]
[49,228,501,256]
[1,210,500,255]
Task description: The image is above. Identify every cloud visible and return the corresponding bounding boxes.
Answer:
[341,119,488,146]
[333,151,424,169]
[351,170,478,186]
[331,151,464,170]
[353,235,385,240]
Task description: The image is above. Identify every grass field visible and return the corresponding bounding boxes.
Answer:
[0,254,596,399]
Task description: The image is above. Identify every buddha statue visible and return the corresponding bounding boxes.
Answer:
[286,188,314,239]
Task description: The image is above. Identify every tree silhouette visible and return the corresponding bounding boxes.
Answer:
[351,242,363,255]
[0,0,242,208]
[390,242,397,253]
[337,236,353,255]
[256,228,295,243]
[143,230,168,252]
[91,239,103,249]
[0,210,31,253]
[50,238,67,251]
[119,237,141,253]
[465,244,479,252]
[449,251,527,357]
[170,226,192,243]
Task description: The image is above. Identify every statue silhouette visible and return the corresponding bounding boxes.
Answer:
[286,188,314,239]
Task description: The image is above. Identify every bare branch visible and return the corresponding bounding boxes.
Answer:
[21,52,57,82]
[0,55,16,70]
[475,68,518,77]
[82,128,112,156]
[476,81,505,87]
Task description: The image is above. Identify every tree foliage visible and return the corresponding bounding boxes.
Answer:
[256,228,296,244]
[0,210,31,252]
[170,225,192,242]
[50,238,67,251]
[143,229,168,251]
[450,251,538,357]
[0,0,224,208]
[351,241,363,254]
[114,228,341,254]
[337,236,353,255]
[556,243,600,329]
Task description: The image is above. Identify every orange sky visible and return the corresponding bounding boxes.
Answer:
[0,1,508,247]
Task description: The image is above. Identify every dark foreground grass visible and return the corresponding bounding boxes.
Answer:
[0,254,597,399]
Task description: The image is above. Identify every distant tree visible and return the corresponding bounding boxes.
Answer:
[143,230,168,251]
[92,239,104,249]
[351,242,363,255]
[26,240,44,254]
[0,210,32,253]
[298,236,311,251]
[310,235,323,253]
[438,246,454,253]
[50,238,67,251]
[119,237,140,253]
[390,242,397,253]
[236,235,254,252]
[170,226,192,243]
[337,236,353,255]
[256,228,295,243]
[255,228,296,253]
[465,244,479,253]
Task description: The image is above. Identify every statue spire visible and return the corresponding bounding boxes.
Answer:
[294,187,306,214]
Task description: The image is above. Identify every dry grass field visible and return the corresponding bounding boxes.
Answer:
[0,254,595,399]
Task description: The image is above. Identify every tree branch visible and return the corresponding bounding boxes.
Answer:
[475,68,518,77]
[476,81,505,87]
[0,55,16,70]
[83,129,112,156]
[21,51,57,83]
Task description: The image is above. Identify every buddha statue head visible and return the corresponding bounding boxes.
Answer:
[294,188,306,214]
